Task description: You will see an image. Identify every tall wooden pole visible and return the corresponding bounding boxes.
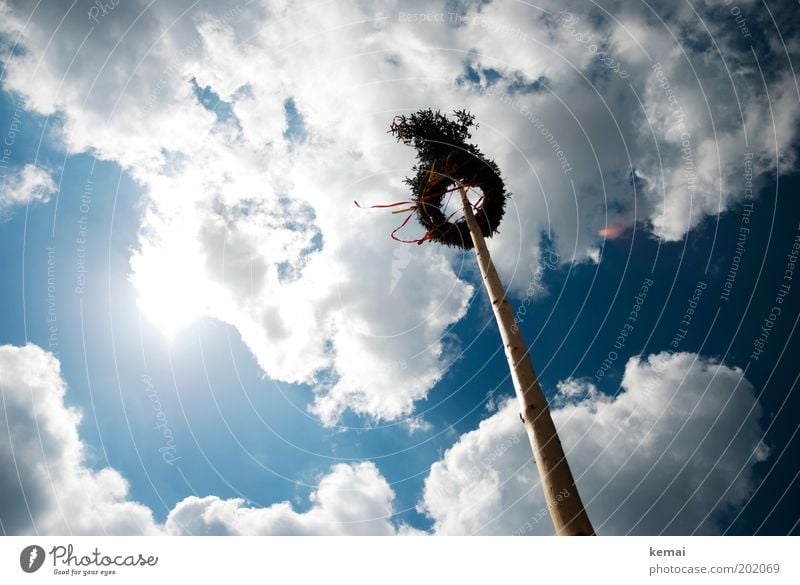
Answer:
[459,186,595,536]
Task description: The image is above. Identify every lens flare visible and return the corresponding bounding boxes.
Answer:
[598,225,626,238]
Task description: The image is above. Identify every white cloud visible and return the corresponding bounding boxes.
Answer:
[1,0,796,422]
[0,343,160,535]
[0,343,411,535]
[421,352,769,535]
[166,462,398,536]
[402,416,433,435]
[0,343,774,536]
[0,164,56,216]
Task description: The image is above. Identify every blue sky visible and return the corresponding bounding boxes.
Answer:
[0,0,798,536]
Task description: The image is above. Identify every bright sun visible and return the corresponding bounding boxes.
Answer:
[131,238,208,340]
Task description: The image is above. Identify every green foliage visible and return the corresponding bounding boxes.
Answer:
[390,109,476,157]
[389,109,508,249]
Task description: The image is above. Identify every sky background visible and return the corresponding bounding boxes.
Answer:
[0,0,798,536]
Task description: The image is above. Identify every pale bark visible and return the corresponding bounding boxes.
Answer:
[459,187,595,536]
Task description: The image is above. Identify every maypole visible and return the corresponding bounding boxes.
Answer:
[364,109,594,535]
[456,182,594,536]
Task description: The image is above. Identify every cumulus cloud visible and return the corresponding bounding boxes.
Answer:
[421,352,769,535]
[0,343,773,536]
[1,0,796,423]
[0,343,160,535]
[166,462,399,535]
[0,164,57,217]
[0,343,412,535]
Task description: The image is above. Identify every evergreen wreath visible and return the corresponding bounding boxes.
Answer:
[389,109,509,249]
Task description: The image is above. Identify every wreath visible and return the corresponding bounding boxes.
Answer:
[356,110,509,250]
[406,147,507,249]
[391,109,508,249]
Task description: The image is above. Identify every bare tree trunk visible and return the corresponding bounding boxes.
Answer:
[459,187,595,536]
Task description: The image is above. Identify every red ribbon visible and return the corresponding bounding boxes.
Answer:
[354,182,483,246]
